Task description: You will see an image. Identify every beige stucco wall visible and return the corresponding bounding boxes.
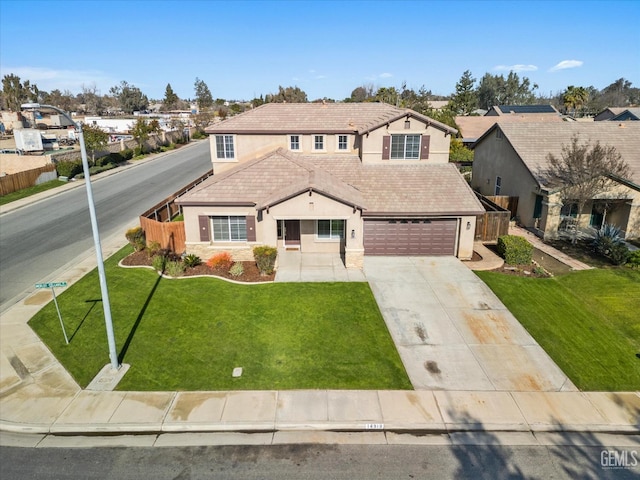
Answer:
[361,117,451,164]
[182,190,365,263]
[472,129,542,228]
[457,215,477,259]
[210,133,357,174]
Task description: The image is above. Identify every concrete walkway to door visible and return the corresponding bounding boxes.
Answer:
[275,251,366,282]
[364,256,577,392]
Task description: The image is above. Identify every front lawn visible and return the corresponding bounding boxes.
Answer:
[0,179,67,206]
[476,268,640,391]
[28,246,411,391]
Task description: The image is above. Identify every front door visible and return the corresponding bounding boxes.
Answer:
[284,220,301,247]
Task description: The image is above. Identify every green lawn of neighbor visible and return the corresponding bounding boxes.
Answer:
[29,246,411,391]
[476,268,640,391]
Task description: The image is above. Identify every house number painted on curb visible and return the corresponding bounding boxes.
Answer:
[35,282,69,344]
[365,423,384,430]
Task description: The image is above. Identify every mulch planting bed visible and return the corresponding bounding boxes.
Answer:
[120,250,275,282]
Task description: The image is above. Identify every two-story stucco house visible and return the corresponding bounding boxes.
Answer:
[176,103,484,268]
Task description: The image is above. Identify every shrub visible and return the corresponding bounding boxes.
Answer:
[121,149,134,160]
[496,235,533,265]
[627,250,640,268]
[206,252,233,271]
[592,223,624,257]
[152,254,166,273]
[165,260,186,277]
[147,241,161,256]
[183,254,202,268]
[229,262,244,277]
[125,227,146,251]
[56,160,83,179]
[253,245,278,275]
[609,243,630,266]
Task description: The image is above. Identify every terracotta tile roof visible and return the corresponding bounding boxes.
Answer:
[486,122,640,187]
[455,114,564,142]
[178,149,484,216]
[177,149,365,209]
[205,102,456,135]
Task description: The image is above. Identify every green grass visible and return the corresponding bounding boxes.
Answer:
[0,179,67,206]
[476,268,640,391]
[28,246,411,391]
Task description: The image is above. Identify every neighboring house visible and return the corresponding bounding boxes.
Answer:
[610,108,640,121]
[594,107,626,121]
[484,105,560,116]
[472,122,640,240]
[176,103,484,268]
[455,114,564,147]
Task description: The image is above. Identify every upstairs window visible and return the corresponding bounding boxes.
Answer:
[290,135,300,150]
[314,135,325,151]
[337,135,348,150]
[390,134,420,159]
[494,176,502,195]
[215,135,235,159]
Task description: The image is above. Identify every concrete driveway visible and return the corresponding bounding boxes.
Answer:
[364,257,576,392]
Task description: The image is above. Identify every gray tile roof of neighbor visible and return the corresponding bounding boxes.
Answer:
[483,122,640,188]
[205,102,457,135]
[177,149,484,216]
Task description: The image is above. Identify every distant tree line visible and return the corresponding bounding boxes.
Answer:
[2,71,638,123]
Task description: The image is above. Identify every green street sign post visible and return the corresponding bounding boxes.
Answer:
[35,282,69,344]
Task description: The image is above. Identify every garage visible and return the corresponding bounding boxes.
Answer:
[364,218,458,256]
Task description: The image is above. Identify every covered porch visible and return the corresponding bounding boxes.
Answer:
[274,250,366,282]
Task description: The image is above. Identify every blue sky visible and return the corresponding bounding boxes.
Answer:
[1,0,639,101]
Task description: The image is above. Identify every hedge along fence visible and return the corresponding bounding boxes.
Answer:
[0,164,58,195]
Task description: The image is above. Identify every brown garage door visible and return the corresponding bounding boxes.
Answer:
[364,219,457,256]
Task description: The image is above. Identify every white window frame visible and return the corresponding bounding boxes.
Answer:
[313,135,325,151]
[289,134,300,151]
[316,219,344,240]
[390,134,420,160]
[494,176,502,195]
[337,134,348,151]
[212,216,247,242]
[215,135,235,159]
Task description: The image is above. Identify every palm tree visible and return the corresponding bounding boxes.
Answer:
[562,86,589,118]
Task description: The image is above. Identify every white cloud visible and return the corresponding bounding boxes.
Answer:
[0,65,116,94]
[493,64,538,72]
[549,60,583,72]
[379,72,393,78]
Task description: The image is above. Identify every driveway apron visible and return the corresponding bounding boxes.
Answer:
[364,257,575,392]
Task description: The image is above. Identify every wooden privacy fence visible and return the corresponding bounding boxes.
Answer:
[485,195,519,220]
[475,193,511,244]
[139,169,214,253]
[140,216,186,253]
[0,164,57,195]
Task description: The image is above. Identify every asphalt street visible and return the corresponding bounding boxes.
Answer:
[0,141,212,311]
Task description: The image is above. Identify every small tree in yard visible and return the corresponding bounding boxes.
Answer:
[82,124,109,165]
[544,135,631,244]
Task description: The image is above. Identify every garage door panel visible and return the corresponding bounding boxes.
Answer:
[364,219,457,256]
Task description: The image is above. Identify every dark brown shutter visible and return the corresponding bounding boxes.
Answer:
[246,215,256,242]
[198,216,210,242]
[420,135,430,159]
[382,135,390,160]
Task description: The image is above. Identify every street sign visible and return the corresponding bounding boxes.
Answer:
[35,282,68,289]
[34,281,69,344]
